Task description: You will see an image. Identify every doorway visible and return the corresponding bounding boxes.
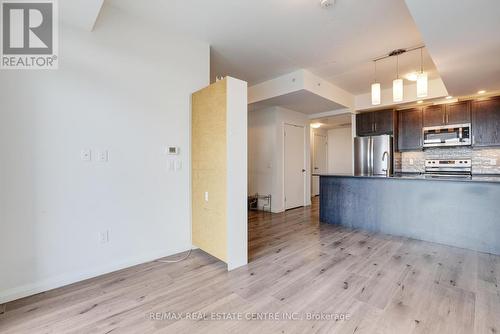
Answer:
[312,133,327,196]
[284,123,306,210]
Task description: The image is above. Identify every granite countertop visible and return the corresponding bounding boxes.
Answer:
[313,173,500,183]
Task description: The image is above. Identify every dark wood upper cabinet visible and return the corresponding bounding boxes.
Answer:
[446,101,471,124]
[472,97,500,147]
[398,108,423,151]
[423,101,471,127]
[423,105,446,127]
[373,109,394,135]
[356,109,394,136]
[356,112,374,136]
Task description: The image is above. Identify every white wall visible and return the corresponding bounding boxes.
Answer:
[248,69,354,110]
[327,127,354,174]
[310,127,328,197]
[226,77,248,271]
[248,106,311,213]
[248,107,275,202]
[0,4,209,303]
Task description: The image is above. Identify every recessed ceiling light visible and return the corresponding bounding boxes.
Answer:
[405,72,419,81]
[446,96,453,99]
[311,123,322,129]
[417,100,423,104]
[478,90,486,94]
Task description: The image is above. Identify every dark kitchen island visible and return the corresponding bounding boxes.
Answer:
[318,174,500,255]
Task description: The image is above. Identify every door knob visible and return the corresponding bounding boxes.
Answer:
[302,169,306,172]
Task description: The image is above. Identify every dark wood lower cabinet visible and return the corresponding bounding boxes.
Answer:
[398,108,423,151]
[472,97,500,147]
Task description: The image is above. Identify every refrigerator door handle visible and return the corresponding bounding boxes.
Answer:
[369,137,373,175]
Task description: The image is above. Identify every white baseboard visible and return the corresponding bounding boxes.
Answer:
[0,246,191,304]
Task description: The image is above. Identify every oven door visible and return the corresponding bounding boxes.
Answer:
[423,124,471,147]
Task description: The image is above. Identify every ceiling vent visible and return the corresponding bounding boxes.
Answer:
[320,0,334,9]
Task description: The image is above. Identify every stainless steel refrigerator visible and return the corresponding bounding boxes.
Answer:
[354,135,393,176]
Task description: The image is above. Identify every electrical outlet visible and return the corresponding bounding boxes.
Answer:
[489,158,497,166]
[81,149,91,161]
[98,230,109,244]
[409,159,414,165]
[97,150,108,162]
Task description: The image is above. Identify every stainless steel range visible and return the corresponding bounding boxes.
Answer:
[424,159,472,178]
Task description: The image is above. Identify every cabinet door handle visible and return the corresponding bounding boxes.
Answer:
[472,135,475,145]
[443,113,446,124]
[446,113,449,124]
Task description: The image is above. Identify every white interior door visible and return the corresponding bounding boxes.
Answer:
[284,124,305,210]
[312,133,327,196]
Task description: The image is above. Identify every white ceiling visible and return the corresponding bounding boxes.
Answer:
[311,113,352,130]
[61,0,103,31]
[107,0,438,95]
[248,89,345,114]
[405,0,500,96]
[101,0,500,100]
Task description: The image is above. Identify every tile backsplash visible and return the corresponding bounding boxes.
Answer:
[395,147,500,174]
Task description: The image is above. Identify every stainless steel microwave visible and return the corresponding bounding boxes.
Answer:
[422,123,471,148]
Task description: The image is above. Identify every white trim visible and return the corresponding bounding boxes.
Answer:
[283,123,307,210]
[312,132,328,196]
[0,246,190,304]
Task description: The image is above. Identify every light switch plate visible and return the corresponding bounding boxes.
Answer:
[204,191,209,202]
[97,150,108,162]
[489,158,497,166]
[81,149,91,161]
[175,160,182,171]
[168,160,175,171]
[98,230,109,244]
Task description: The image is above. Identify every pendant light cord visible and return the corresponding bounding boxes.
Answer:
[396,55,399,79]
[420,48,424,73]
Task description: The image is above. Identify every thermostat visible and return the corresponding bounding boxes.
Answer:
[167,146,180,155]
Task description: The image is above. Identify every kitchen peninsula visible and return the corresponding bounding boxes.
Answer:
[318,174,500,255]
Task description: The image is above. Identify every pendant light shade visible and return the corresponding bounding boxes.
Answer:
[416,72,428,98]
[369,46,428,104]
[393,78,403,102]
[371,60,381,105]
[371,83,381,105]
[393,54,403,102]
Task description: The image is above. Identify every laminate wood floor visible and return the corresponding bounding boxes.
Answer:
[1,198,499,333]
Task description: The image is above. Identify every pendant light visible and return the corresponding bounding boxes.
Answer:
[371,61,381,105]
[393,54,403,102]
[417,47,428,98]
